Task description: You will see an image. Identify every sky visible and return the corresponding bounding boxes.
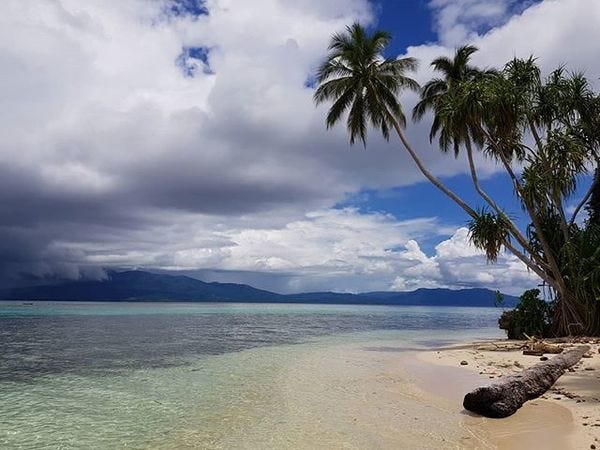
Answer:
[0,0,598,295]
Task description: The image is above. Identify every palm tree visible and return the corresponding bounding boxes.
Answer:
[465,59,596,334]
[412,45,485,156]
[314,23,548,285]
[410,47,533,252]
[411,48,558,293]
[412,47,505,205]
[313,23,476,218]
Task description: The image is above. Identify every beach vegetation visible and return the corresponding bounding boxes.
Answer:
[499,289,553,339]
[314,23,600,336]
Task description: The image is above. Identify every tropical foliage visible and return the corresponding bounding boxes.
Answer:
[499,289,554,339]
[313,23,419,145]
[314,23,600,336]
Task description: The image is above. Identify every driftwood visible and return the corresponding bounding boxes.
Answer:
[522,349,544,356]
[475,337,564,354]
[463,345,590,418]
[524,335,564,355]
[476,342,527,352]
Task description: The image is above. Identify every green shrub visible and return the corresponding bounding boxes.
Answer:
[498,289,553,339]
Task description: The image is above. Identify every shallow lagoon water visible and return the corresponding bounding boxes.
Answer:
[0,301,504,448]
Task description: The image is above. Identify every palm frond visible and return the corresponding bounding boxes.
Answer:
[315,60,353,84]
[325,87,356,129]
[313,77,353,104]
[347,92,367,146]
[430,56,454,75]
[468,209,511,262]
[312,22,417,146]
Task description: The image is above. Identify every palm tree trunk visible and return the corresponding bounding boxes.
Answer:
[499,151,582,334]
[502,240,559,290]
[464,141,537,257]
[480,128,569,295]
[393,124,561,286]
[527,122,573,262]
[393,123,588,335]
[392,123,477,219]
[528,119,545,153]
[553,193,571,242]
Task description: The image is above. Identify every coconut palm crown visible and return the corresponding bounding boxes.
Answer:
[313,22,420,146]
[412,45,497,156]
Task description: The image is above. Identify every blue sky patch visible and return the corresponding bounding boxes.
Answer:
[166,0,208,18]
[176,46,213,76]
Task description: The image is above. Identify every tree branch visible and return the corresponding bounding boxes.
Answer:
[529,119,545,153]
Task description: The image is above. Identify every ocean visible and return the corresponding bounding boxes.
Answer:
[0,301,504,448]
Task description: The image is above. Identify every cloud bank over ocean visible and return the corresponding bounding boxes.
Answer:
[0,0,597,294]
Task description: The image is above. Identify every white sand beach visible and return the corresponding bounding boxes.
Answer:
[420,339,600,449]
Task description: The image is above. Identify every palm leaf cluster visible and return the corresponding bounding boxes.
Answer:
[468,209,510,262]
[412,45,496,156]
[587,169,600,226]
[314,23,419,145]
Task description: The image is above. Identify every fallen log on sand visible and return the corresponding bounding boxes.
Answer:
[463,345,590,418]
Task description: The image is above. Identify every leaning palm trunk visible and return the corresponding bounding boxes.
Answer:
[393,123,553,287]
[392,123,477,218]
[395,122,590,336]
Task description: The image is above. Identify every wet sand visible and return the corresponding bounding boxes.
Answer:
[257,339,599,449]
[264,342,482,449]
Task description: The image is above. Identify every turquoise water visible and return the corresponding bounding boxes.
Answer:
[0,302,505,448]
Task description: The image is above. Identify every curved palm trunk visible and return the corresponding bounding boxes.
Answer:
[464,145,558,287]
[478,128,565,282]
[392,125,588,335]
[521,125,586,332]
[392,123,477,218]
[464,141,537,257]
[394,124,588,334]
[393,124,560,291]
[464,142,566,291]
[498,154,586,335]
[480,131,571,283]
[502,240,558,289]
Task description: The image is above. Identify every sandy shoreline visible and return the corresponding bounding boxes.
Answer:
[160,335,599,448]
[259,337,600,449]
[418,339,600,449]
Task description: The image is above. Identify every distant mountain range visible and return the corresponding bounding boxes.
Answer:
[0,270,519,307]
